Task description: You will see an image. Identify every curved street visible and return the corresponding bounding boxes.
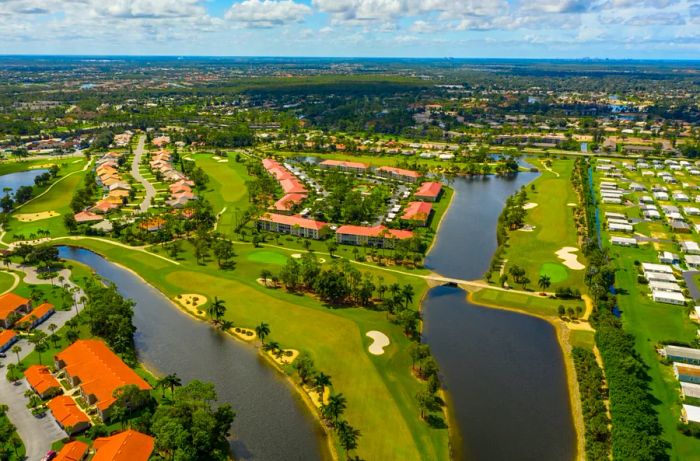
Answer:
[131,134,156,213]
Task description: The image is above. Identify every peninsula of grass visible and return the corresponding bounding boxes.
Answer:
[0,270,17,293]
[55,237,450,460]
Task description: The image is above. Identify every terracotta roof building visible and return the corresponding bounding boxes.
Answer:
[258,213,328,239]
[376,166,421,183]
[415,182,443,202]
[336,225,413,248]
[92,430,155,461]
[401,202,433,227]
[25,364,61,399]
[0,329,18,353]
[16,302,55,330]
[272,193,307,214]
[48,395,91,435]
[319,159,369,173]
[0,293,31,328]
[54,440,89,461]
[74,211,104,224]
[54,340,152,419]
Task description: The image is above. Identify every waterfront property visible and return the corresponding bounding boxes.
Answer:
[336,224,413,248]
[414,181,443,202]
[0,292,31,328]
[54,339,152,421]
[92,430,154,461]
[401,201,433,227]
[24,364,61,399]
[319,159,369,173]
[257,213,328,239]
[376,166,421,183]
[48,395,91,435]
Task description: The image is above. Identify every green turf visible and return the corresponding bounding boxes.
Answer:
[246,250,289,266]
[539,263,569,283]
[0,271,17,293]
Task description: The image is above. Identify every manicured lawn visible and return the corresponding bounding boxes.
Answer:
[0,270,17,293]
[569,329,595,350]
[502,158,586,291]
[246,250,289,266]
[470,287,584,318]
[56,237,450,460]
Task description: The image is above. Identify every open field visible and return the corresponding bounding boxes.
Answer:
[57,236,449,460]
[501,158,586,292]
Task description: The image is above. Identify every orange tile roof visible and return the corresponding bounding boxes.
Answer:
[280,178,307,194]
[0,293,29,321]
[48,395,90,429]
[0,329,17,348]
[319,159,368,169]
[16,302,54,328]
[336,224,414,239]
[415,181,442,198]
[377,166,421,178]
[55,440,89,461]
[401,202,433,221]
[92,430,155,461]
[272,193,307,211]
[677,364,700,378]
[260,213,327,230]
[25,364,60,395]
[55,340,151,412]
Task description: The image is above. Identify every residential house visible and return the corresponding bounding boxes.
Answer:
[257,214,328,239]
[48,395,91,435]
[92,430,155,461]
[0,329,18,353]
[0,293,31,328]
[74,211,104,224]
[675,362,700,384]
[54,440,89,461]
[272,193,307,214]
[319,159,369,173]
[376,166,421,183]
[414,182,443,202]
[25,364,61,399]
[611,236,637,247]
[681,241,700,255]
[54,339,152,421]
[652,290,686,305]
[15,302,54,330]
[666,345,700,365]
[336,224,413,248]
[401,201,433,227]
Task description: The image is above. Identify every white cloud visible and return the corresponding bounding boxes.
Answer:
[225,0,311,28]
[91,0,206,19]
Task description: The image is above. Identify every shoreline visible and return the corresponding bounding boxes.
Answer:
[465,291,586,461]
[58,244,338,461]
[425,184,457,256]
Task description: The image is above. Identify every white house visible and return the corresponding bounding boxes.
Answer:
[652,290,686,305]
[681,241,700,255]
[687,255,700,270]
[611,236,637,247]
[659,252,681,265]
[649,280,683,293]
[609,222,633,233]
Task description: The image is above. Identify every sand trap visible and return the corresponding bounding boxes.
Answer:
[291,253,302,259]
[267,348,299,365]
[318,258,326,263]
[14,211,59,222]
[29,163,56,169]
[518,224,536,232]
[230,327,257,341]
[218,159,229,163]
[304,385,330,407]
[555,247,585,270]
[212,156,221,160]
[256,277,277,288]
[522,202,538,210]
[366,331,390,355]
[175,294,207,317]
[567,203,578,207]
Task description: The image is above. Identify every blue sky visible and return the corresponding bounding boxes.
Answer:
[0,0,699,58]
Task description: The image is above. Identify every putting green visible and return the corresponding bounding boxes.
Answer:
[539,263,569,283]
[246,250,288,266]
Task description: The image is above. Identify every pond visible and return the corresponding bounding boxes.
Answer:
[0,169,48,196]
[57,246,328,461]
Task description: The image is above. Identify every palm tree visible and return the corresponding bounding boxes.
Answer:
[219,319,234,331]
[29,331,48,365]
[322,393,346,425]
[162,373,182,399]
[255,322,270,344]
[336,420,361,456]
[207,297,226,324]
[48,322,58,337]
[11,345,22,364]
[401,284,415,309]
[389,283,401,301]
[313,372,332,401]
[538,274,551,293]
[260,269,272,286]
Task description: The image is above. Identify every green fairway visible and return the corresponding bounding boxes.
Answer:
[246,250,289,266]
[0,270,17,293]
[56,237,449,460]
[539,262,569,283]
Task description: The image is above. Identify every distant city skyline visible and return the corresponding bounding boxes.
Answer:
[1,0,699,59]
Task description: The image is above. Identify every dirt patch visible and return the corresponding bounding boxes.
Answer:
[14,211,59,222]
[555,247,585,270]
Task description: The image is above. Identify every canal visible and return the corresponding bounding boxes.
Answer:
[57,246,328,461]
[423,174,576,461]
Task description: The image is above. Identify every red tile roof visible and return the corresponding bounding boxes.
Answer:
[273,193,307,211]
[401,202,433,221]
[320,159,368,170]
[377,166,421,179]
[25,364,60,395]
[0,293,29,322]
[16,302,54,328]
[48,395,90,429]
[55,440,89,461]
[55,340,151,412]
[92,430,155,461]
[0,329,17,348]
[415,182,442,198]
[260,213,327,230]
[336,224,414,239]
[74,211,104,223]
[280,178,307,194]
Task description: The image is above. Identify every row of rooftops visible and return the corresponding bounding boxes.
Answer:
[259,213,415,240]
[149,150,197,208]
[51,430,154,461]
[74,151,131,224]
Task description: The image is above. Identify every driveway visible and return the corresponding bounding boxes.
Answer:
[0,263,85,461]
[131,135,156,213]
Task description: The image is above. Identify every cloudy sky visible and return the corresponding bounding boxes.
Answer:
[1,0,699,58]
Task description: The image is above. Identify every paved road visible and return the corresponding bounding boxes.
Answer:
[131,135,156,213]
[0,264,86,461]
[683,271,700,301]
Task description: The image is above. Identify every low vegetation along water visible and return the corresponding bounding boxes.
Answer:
[57,246,328,461]
[423,174,576,461]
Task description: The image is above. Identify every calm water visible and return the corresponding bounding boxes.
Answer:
[0,169,48,196]
[423,174,576,461]
[57,246,327,461]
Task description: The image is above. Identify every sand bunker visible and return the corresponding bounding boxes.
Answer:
[267,348,299,366]
[291,253,302,259]
[555,247,585,270]
[518,225,536,232]
[567,203,578,207]
[29,163,56,170]
[522,202,539,210]
[304,384,330,408]
[218,159,229,163]
[230,327,257,341]
[212,156,221,160]
[366,331,390,355]
[14,211,59,222]
[175,294,207,317]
